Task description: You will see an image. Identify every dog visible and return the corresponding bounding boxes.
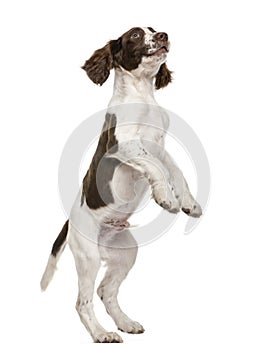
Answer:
[40,26,202,343]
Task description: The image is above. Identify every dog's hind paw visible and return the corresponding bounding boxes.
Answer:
[117,317,145,334]
[94,331,123,343]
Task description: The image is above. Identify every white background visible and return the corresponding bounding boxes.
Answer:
[1,0,269,349]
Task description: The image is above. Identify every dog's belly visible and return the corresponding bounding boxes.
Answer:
[101,163,150,225]
[111,163,148,204]
[71,163,150,234]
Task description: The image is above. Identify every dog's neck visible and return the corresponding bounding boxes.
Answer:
[109,67,158,106]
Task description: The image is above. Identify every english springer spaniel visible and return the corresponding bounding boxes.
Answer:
[41,26,202,343]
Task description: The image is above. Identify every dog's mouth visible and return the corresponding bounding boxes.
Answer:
[146,45,169,57]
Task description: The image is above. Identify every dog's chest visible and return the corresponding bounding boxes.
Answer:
[112,104,169,155]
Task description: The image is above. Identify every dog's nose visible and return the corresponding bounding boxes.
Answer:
[155,32,168,42]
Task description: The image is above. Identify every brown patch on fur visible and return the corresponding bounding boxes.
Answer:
[155,63,173,89]
[82,27,149,83]
[51,220,69,257]
[81,113,120,209]
[112,27,148,71]
[147,27,156,33]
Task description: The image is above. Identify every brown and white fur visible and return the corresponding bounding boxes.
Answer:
[40,27,202,343]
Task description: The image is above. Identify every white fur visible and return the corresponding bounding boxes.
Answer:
[40,239,67,291]
[40,255,57,291]
[41,27,202,343]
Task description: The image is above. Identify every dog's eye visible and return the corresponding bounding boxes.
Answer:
[131,32,140,39]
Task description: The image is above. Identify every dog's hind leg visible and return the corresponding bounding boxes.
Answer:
[68,224,123,343]
[97,229,144,334]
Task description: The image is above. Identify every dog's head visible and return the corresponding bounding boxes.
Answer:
[82,27,172,89]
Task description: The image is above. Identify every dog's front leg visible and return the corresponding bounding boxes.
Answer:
[161,150,202,217]
[106,140,180,213]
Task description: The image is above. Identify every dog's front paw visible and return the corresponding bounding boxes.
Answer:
[94,331,123,343]
[152,183,180,213]
[182,200,202,218]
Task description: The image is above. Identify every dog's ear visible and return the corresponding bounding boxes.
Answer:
[82,39,122,86]
[81,42,112,86]
[155,63,173,90]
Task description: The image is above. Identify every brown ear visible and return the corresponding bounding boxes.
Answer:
[155,63,173,89]
[82,43,112,86]
[81,39,121,86]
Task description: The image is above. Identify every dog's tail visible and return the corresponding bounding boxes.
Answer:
[40,220,69,291]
